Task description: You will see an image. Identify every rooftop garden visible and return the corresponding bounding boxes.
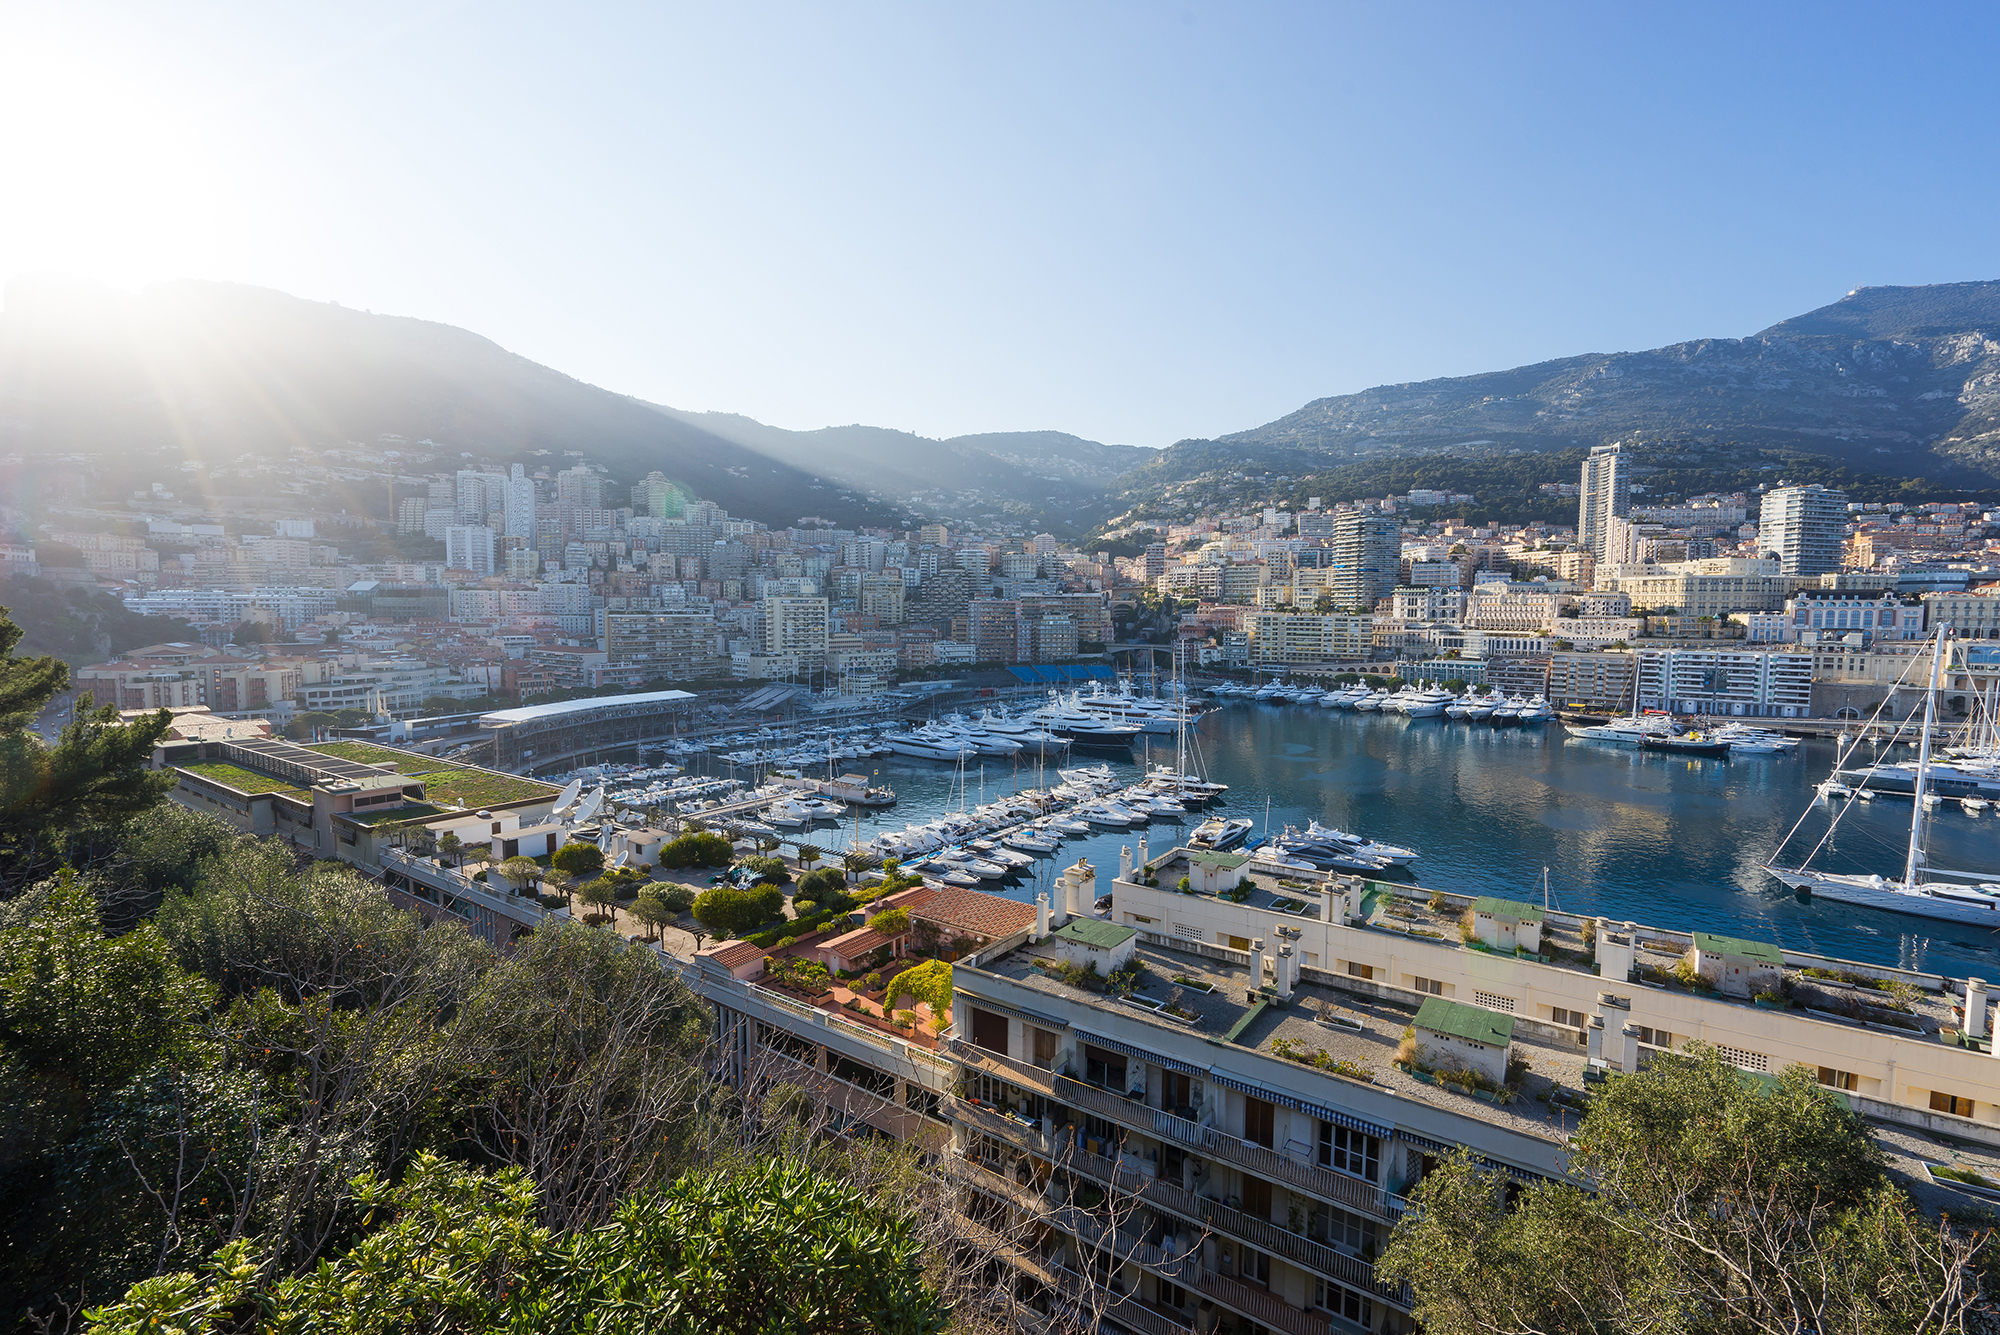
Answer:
[178,761,305,797]
[305,741,557,808]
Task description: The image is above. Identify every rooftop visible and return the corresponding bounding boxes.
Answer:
[1692,931,1786,965]
[1415,996,1515,1047]
[910,885,1037,940]
[477,689,696,726]
[1051,918,1137,950]
[1472,896,1546,924]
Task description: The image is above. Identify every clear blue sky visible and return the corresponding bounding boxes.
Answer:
[3,2,1997,447]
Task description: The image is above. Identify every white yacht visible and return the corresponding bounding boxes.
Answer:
[882,726,976,761]
[1569,714,1672,746]
[1402,686,1453,718]
[1354,690,1390,712]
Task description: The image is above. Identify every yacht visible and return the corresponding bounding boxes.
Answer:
[1354,690,1390,712]
[1304,820,1420,865]
[1189,815,1255,849]
[1402,686,1453,718]
[1028,696,1145,750]
[1258,834,1384,874]
[1002,829,1060,855]
[1080,802,1143,827]
[1769,623,2000,926]
[1568,714,1672,746]
[882,726,976,762]
[1515,695,1554,724]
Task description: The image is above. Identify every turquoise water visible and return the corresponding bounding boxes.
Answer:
[830,702,2000,977]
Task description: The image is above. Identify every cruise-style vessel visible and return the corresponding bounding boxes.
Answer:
[1768,624,2000,926]
[1189,815,1254,849]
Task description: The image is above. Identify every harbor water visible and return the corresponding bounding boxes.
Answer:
[821,701,2000,977]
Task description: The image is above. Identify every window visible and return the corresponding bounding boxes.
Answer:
[1243,1096,1275,1148]
[1412,976,1445,995]
[1550,1006,1588,1028]
[1931,1090,1976,1118]
[1818,1067,1858,1092]
[1319,1123,1380,1181]
[905,1085,944,1121]
[1241,1176,1272,1220]
[1345,961,1375,981]
[1473,990,1517,1013]
[1635,1025,1674,1049]
[1032,1027,1060,1069]
[1226,933,1251,951]
[1084,1045,1127,1091]
[1233,1245,1271,1287]
[1310,1205,1378,1254]
[1158,1281,1189,1311]
[1315,1279,1374,1328]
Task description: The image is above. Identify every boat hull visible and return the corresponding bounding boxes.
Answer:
[1769,869,2000,926]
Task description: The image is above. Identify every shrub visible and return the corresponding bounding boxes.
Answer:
[1176,876,1190,892]
[661,832,735,869]
[792,899,818,917]
[866,908,910,937]
[693,886,781,938]
[551,842,605,876]
[739,854,790,884]
[661,885,697,914]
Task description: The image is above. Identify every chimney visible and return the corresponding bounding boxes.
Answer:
[1050,878,1070,930]
[1586,1014,1606,1064]
[1618,1024,1641,1074]
[1249,937,1266,993]
[1968,978,1989,1041]
[1034,892,1050,942]
[1066,858,1095,919]
[1137,835,1149,871]
[1276,945,1295,1000]
[1321,876,1339,924]
[1120,844,1133,879]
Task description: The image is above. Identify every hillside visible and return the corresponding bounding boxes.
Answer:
[0,278,1138,532]
[1099,281,2000,528]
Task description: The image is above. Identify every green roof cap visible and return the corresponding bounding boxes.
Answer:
[1471,896,1546,924]
[1053,918,1137,950]
[1414,997,1515,1048]
[1691,931,1785,966]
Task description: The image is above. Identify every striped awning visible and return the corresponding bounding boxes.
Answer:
[1074,1029,1206,1078]
[957,991,1070,1032]
[1206,1065,1393,1139]
[1396,1128,1546,1183]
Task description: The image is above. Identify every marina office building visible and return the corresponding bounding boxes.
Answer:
[690,848,2000,1335]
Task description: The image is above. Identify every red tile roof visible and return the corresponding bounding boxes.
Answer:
[912,886,1036,941]
[696,939,767,971]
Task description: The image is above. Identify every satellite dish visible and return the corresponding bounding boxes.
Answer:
[553,778,583,813]
[572,789,604,826]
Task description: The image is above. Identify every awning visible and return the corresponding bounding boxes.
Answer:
[957,991,1070,1032]
[1206,1065,1393,1139]
[1395,1128,1546,1183]
[1075,1030,1205,1078]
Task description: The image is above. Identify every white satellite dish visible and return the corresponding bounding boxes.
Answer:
[553,778,583,813]
[571,789,604,827]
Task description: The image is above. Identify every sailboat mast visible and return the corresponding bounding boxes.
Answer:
[1905,623,1949,888]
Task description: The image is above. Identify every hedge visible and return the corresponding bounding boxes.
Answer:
[745,908,843,949]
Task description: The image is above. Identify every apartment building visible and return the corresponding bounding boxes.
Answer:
[1757,484,1848,577]
[602,610,726,681]
[1246,612,1374,666]
[1634,646,1814,717]
[764,595,830,668]
[1602,558,1799,618]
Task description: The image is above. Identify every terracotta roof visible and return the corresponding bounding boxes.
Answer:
[820,926,894,958]
[875,885,940,913]
[911,886,1037,941]
[696,939,767,971]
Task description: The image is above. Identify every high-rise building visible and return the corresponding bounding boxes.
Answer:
[556,465,603,510]
[1757,484,1848,576]
[1326,512,1399,610]
[639,472,683,518]
[444,525,496,577]
[763,596,829,667]
[1578,443,1631,561]
[395,497,429,535]
[504,464,537,539]
[455,470,508,524]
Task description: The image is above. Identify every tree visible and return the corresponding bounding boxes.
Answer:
[738,855,789,884]
[575,877,617,924]
[1378,1045,1985,1334]
[882,959,951,1016]
[629,891,673,941]
[497,856,542,897]
[691,886,782,939]
[542,868,575,914]
[436,831,462,868]
[660,885,697,915]
[865,908,909,937]
[551,842,605,877]
[1,606,176,889]
[659,832,733,869]
[84,1154,947,1335]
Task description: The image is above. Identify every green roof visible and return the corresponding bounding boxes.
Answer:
[1186,851,1252,870]
[1471,896,1546,924]
[1414,997,1515,1048]
[1691,932,1785,966]
[1053,918,1138,950]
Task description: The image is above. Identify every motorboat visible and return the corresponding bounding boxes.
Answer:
[1050,816,1092,836]
[1569,714,1672,746]
[883,727,976,761]
[1641,732,1732,758]
[1189,815,1254,850]
[929,853,1009,880]
[1304,820,1418,865]
[1354,690,1389,712]
[1003,829,1060,855]
[1081,802,1143,827]
[969,840,1036,869]
[1515,695,1554,724]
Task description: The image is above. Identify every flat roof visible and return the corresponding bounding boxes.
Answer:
[1415,996,1515,1048]
[1692,931,1785,965]
[478,690,697,726]
[1052,918,1137,950]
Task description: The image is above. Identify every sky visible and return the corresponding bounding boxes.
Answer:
[3,2,1999,449]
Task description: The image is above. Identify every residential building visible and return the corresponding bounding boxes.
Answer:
[1921,587,2000,639]
[1757,485,1848,577]
[603,610,726,682]
[445,525,497,578]
[1785,590,1923,646]
[1326,513,1399,611]
[1602,558,1797,618]
[1635,646,1814,717]
[1246,611,1373,665]
[1577,443,1631,561]
[764,595,830,669]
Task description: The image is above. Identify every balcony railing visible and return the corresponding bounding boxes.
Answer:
[1047,1214,1341,1335]
[949,1095,1058,1156]
[945,1036,1061,1093]
[1057,1145,1400,1303]
[1046,1264,1198,1335]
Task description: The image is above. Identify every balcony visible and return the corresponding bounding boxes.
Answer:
[1148,1106,1407,1223]
[948,1094,1058,1156]
[1058,1145,1402,1303]
[945,1036,1060,1094]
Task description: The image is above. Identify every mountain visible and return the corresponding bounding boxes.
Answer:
[0,277,1140,532]
[1099,281,2000,529]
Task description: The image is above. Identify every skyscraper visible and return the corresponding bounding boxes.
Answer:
[1327,512,1399,610]
[1757,484,1848,576]
[445,524,496,577]
[1578,443,1631,562]
[504,464,537,539]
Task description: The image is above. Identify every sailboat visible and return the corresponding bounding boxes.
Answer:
[1766,623,2000,926]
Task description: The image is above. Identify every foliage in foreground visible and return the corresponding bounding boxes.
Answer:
[1378,1045,1988,1334]
[85,1153,946,1335]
